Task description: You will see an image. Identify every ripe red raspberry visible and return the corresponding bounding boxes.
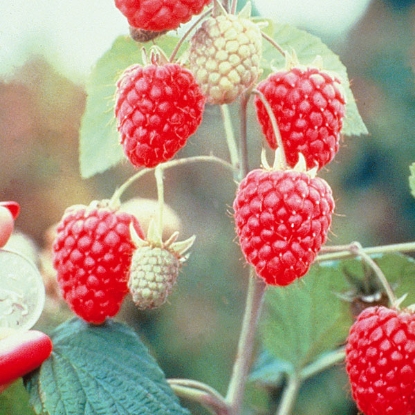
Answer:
[233,163,334,286]
[115,60,206,168]
[52,200,144,324]
[114,0,212,32]
[346,306,415,415]
[254,64,346,170]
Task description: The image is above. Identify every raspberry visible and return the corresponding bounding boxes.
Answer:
[115,57,206,168]
[114,0,212,32]
[254,59,346,170]
[189,2,262,105]
[128,220,195,309]
[52,200,144,324]
[233,156,334,286]
[345,306,415,415]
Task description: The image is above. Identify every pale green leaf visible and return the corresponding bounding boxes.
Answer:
[24,318,190,415]
[409,162,415,198]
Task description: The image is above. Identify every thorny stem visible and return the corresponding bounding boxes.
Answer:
[110,155,235,204]
[220,104,240,178]
[251,89,287,169]
[261,31,286,58]
[225,270,267,415]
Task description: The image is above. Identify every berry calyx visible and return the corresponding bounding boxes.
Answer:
[233,152,334,286]
[128,220,195,309]
[115,49,206,168]
[346,305,415,415]
[254,54,346,170]
[114,0,212,32]
[189,1,262,105]
[52,200,144,324]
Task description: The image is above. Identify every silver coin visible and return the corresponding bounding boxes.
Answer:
[0,249,45,331]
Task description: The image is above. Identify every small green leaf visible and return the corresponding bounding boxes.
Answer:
[24,318,190,415]
[0,379,35,415]
[79,35,180,178]
[261,22,368,137]
[260,262,352,371]
[409,162,415,198]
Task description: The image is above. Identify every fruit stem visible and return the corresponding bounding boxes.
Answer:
[252,89,287,169]
[110,155,235,204]
[169,7,213,62]
[318,241,415,261]
[275,372,301,415]
[154,165,165,238]
[169,381,229,415]
[261,32,286,58]
[300,347,346,381]
[239,92,251,177]
[220,105,240,179]
[229,0,238,14]
[225,269,267,415]
[349,242,398,307]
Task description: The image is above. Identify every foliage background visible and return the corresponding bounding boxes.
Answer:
[2,0,415,414]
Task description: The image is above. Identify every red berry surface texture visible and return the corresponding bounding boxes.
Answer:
[114,0,211,32]
[254,66,346,170]
[115,62,206,168]
[233,168,334,286]
[346,306,415,415]
[52,202,144,324]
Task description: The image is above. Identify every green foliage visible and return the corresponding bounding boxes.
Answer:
[409,162,415,198]
[24,318,190,415]
[0,380,35,415]
[256,252,415,387]
[259,262,351,372]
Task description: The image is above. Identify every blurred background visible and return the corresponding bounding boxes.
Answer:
[2,0,415,413]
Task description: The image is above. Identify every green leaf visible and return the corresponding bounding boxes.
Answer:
[259,262,352,371]
[409,162,415,198]
[0,379,35,415]
[261,22,368,137]
[24,318,190,415]
[79,35,180,178]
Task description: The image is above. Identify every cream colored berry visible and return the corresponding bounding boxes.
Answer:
[189,5,262,105]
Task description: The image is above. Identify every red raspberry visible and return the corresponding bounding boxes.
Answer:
[233,166,334,286]
[254,65,346,170]
[114,0,212,32]
[346,306,415,415]
[115,61,206,168]
[52,200,144,324]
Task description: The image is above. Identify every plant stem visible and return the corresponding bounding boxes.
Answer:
[225,270,267,415]
[238,92,250,178]
[300,347,345,381]
[110,155,235,204]
[154,165,165,237]
[275,372,301,415]
[318,241,415,262]
[261,32,286,58]
[220,104,240,177]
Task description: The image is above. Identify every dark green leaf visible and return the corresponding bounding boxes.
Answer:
[79,35,180,178]
[24,318,190,415]
[0,379,35,415]
[261,22,368,137]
